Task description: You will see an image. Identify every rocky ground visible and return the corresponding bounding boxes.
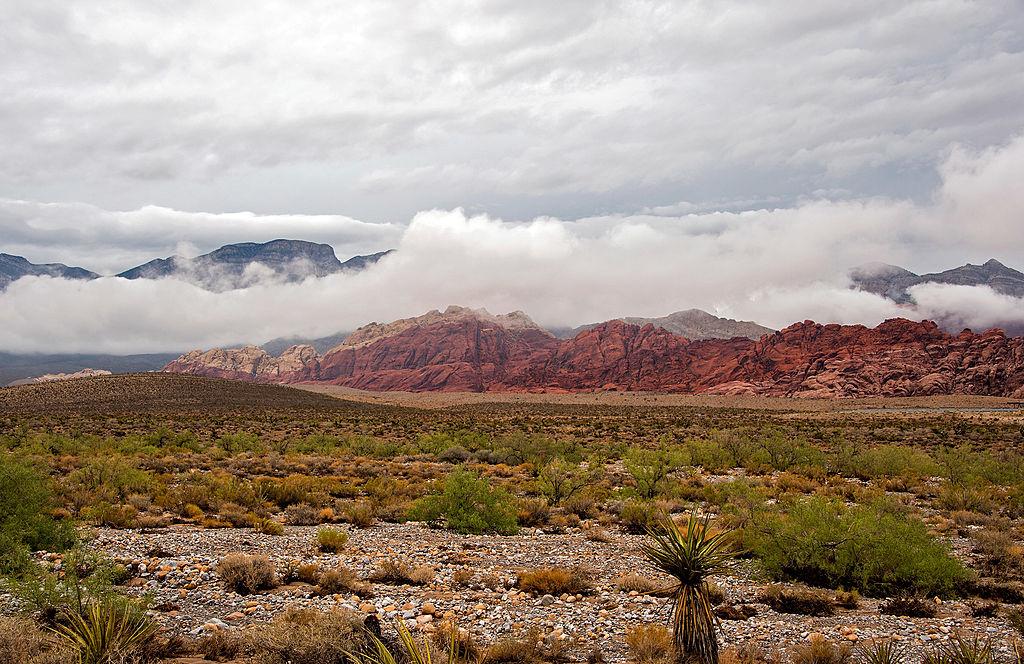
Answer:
[16,523,1017,662]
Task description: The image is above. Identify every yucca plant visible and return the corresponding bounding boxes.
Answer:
[859,640,907,664]
[347,619,459,664]
[51,599,158,664]
[923,635,994,664]
[640,510,737,664]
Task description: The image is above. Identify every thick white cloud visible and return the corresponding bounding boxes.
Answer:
[1,1,1022,219]
[1,135,1023,354]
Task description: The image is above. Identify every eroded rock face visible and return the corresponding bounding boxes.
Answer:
[163,310,1024,397]
[163,344,320,383]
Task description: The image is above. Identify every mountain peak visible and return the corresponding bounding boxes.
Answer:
[116,240,392,290]
[0,253,99,291]
[852,258,1024,302]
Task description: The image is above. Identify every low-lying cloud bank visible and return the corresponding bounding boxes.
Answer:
[2,135,1024,355]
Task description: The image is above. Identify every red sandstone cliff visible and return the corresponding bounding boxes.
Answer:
[162,308,1024,397]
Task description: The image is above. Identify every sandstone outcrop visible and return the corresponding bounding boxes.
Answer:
[163,308,1024,397]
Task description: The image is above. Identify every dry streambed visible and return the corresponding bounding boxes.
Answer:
[62,523,1020,661]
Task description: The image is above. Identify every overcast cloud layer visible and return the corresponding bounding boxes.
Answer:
[2,1,1024,220]
[2,134,1024,354]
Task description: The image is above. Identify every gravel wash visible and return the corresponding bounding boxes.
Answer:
[20,523,1022,662]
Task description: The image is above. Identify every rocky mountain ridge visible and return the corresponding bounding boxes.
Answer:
[163,307,1024,397]
[117,240,392,291]
[851,258,1024,302]
[564,309,774,340]
[0,242,393,292]
[0,253,98,290]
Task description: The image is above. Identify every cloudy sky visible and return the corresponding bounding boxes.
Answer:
[2,1,1024,353]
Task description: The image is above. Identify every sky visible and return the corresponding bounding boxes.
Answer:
[1,1,1023,353]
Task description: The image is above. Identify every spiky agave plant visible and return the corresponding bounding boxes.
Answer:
[640,511,737,664]
[51,599,158,664]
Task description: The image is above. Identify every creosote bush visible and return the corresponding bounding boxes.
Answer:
[410,467,518,535]
[749,496,969,597]
[0,455,77,574]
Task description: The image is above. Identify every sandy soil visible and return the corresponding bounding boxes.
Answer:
[296,383,1024,414]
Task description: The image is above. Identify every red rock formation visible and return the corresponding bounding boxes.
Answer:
[162,309,1024,397]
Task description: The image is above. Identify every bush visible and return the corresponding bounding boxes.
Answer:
[625,449,684,500]
[315,566,371,597]
[253,517,285,536]
[368,559,433,586]
[614,573,663,595]
[217,553,278,595]
[341,501,375,528]
[922,635,993,664]
[246,607,367,664]
[880,595,938,618]
[516,497,550,527]
[537,458,598,505]
[857,641,907,664]
[748,496,969,596]
[0,456,77,573]
[625,624,673,664]
[516,566,592,595]
[9,547,137,624]
[759,585,834,616]
[790,636,851,664]
[285,503,320,526]
[0,615,71,664]
[316,527,349,553]
[619,500,656,534]
[410,467,518,535]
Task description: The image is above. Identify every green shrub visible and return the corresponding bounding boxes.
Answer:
[748,496,969,596]
[409,467,518,535]
[316,527,349,553]
[253,517,285,536]
[0,455,77,574]
[619,499,656,534]
[625,448,684,500]
[842,444,937,481]
[536,458,598,505]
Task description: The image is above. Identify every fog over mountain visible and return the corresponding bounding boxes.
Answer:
[1,132,1024,355]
